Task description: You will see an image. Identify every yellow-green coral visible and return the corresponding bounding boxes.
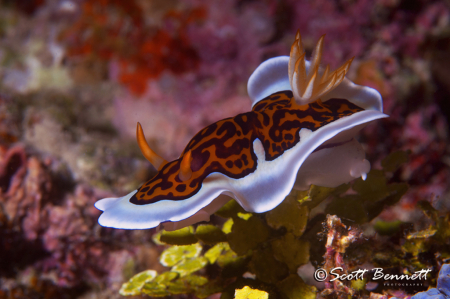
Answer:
[119,151,426,299]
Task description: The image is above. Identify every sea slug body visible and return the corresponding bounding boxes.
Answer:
[95,32,388,231]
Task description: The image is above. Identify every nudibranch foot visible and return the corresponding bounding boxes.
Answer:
[95,33,387,231]
[95,188,231,230]
[293,139,371,191]
[158,195,231,231]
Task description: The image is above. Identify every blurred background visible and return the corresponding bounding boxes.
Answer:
[0,0,449,298]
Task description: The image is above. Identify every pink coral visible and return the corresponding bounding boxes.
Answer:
[321,215,363,297]
[0,145,158,292]
[0,146,49,240]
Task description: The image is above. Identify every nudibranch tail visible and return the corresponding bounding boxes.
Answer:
[136,122,167,170]
[288,33,354,105]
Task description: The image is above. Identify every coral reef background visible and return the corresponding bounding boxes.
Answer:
[0,0,449,298]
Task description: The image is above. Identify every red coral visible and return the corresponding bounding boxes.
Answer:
[60,0,203,95]
[118,28,200,95]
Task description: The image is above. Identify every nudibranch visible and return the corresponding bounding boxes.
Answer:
[95,33,387,231]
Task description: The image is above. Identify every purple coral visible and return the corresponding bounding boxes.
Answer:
[409,264,450,299]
